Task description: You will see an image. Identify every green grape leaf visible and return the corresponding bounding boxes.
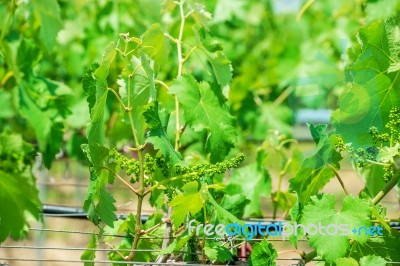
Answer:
[358,164,386,198]
[309,124,328,145]
[206,51,232,88]
[158,235,190,255]
[169,181,205,228]
[80,234,97,266]
[194,28,232,87]
[349,229,400,263]
[300,194,371,262]
[82,63,100,115]
[139,51,156,104]
[29,0,63,52]
[220,194,250,219]
[81,143,116,227]
[42,122,63,168]
[190,4,212,29]
[143,100,182,163]
[18,86,63,168]
[169,75,237,162]
[119,53,154,143]
[0,130,41,242]
[377,143,400,163]
[248,239,277,266]
[207,191,242,225]
[83,172,116,228]
[204,242,233,263]
[331,21,400,148]
[289,126,342,208]
[0,171,41,242]
[81,144,115,184]
[88,41,117,146]
[16,38,41,74]
[359,255,387,266]
[226,162,271,217]
[194,27,223,53]
[103,219,128,242]
[141,23,170,66]
[335,258,359,266]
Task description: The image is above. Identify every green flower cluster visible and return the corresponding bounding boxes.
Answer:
[385,107,400,141]
[109,149,245,188]
[342,108,400,180]
[350,147,379,168]
[174,153,245,177]
[109,148,140,179]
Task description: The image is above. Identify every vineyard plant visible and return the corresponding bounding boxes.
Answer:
[1,0,400,265]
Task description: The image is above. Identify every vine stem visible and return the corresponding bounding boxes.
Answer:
[273,158,292,219]
[128,194,144,261]
[296,0,315,21]
[278,249,303,256]
[144,166,226,196]
[98,165,139,195]
[302,250,317,264]
[328,164,349,195]
[106,67,146,260]
[174,0,186,150]
[107,88,128,110]
[155,79,169,90]
[370,205,392,233]
[142,218,171,235]
[125,73,145,260]
[272,86,294,107]
[365,159,391,167]
[103,242,127,261]
[157,2,187,262]
[372,169,400,205]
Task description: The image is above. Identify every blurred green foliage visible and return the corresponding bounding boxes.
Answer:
[1,0,400,257]
[2,0,400,158]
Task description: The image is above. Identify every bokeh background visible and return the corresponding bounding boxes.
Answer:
[1,0,400,265]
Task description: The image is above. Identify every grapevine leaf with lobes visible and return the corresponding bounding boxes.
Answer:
[300,194,371,262]
[29,0,63,52]
[81,144,117,227]
[0,131,41,242]
[359,255,387,266]
[169,75,237,162]
[118,52,155,144]
[141,23,170,67]
[169,181,205,228]
[87,41,117,147]
[248,239,278,266]
[349,229,400,264]
[194,27,232,88]
[143,100,183,164]
[331,20,400,149]
[81,41,118,228]
[289,124,343,209]
[226,149,271,217]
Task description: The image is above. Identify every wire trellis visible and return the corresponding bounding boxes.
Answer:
[1,222,400,266]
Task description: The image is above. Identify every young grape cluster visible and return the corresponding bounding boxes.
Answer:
[174,153,245,181]
[109,149,245,187]
[341,108,400,181]
[155,156,170,178]
[385,107,400,141]
[109,148,140,182]
[351,147,379,168]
